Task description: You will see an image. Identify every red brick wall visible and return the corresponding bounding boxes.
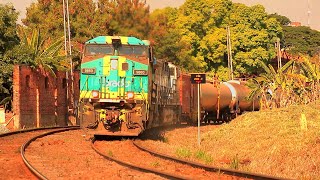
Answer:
[12,65,79,130]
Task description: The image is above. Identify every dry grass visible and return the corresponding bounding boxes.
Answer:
[142,102,320,179]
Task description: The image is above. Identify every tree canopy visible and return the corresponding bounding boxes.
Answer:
[267,13,291,26]
[0,4,19,55]
[282,26,320,57]
[149,0,282,79]
[0,4,19,108]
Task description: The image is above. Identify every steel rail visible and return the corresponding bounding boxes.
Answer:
[0,126,79,137]
[133,140,292,180]
[20,127,80,180]
[91,138,191,180]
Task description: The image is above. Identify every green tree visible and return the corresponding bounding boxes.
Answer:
[282,26,320,57]
[23,0,97,43]
[0,4,19,109]
[0,4,19,54]
[267,13,291,26]
[173,0,233,72]
[148,8,181,64]
[173,0,282,77]
[226,4,282,77]
[96,0,150,38]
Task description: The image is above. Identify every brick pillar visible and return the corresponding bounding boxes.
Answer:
[12,65,21,129]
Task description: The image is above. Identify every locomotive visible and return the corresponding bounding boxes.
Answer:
[78,36,259,136]
[78,36,180,136]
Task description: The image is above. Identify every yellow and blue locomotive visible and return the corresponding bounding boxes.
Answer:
[78,36,181,136]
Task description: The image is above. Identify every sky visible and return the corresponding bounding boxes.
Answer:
[0,0,319,30]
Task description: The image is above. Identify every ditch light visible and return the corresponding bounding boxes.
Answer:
[92,90,99,98]
[126,92,135,99]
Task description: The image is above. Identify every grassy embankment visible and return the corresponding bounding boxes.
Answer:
[143,102,320,179]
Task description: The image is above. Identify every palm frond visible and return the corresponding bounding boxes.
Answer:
[0,96,12,105]
[257,60,271,75]
[17,26,28,45]
[268,64,277,75]
[280,60,294,72]
[31,28,41,55]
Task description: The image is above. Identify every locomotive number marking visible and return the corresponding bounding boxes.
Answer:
[81,68,96,75]
[133,70,148,76]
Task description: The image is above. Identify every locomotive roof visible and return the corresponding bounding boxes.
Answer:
[85,36,150,46]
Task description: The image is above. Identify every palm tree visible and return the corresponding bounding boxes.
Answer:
[17,26,68,76]
[247,60,294,109]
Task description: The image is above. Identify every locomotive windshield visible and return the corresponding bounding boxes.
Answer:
[118,45,148,56]
[85,44,113,56]
[84,44,148,57]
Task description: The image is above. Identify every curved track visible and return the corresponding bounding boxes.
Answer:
[133,140,288,180]
[92,138,255,179]
[0,126,78,179]
[20,127,80,179]
[91,138,190,179]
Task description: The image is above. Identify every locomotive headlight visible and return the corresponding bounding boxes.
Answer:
[126,92,134,99]
[92,90,99,98]
[110,59,118,70]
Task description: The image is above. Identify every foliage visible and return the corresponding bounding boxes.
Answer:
[247,56,320,109]
[227,4,282,77]
[6,26,67,75]
[267,13,291,26]
[23,0,97,43]
[194,150,213,164]
[97,0,150,38]
[148,8,181,65]
[23,0,150,41]
[149,0,282,77]
[0,4,19,110]
[282,26,320,57]
[1,26,67,111]
[175,147,192,159]
[0,4,19,55]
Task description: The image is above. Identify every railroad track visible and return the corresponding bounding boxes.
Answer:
[92,138,285,180]
[19,128,164,179]
[20,127,80,179]
[133,140,288,180]
[0,126,78,179]
[2,125,290,179]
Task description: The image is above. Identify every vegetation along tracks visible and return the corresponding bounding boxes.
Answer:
[0,126,78,179]
[92,137,278,179]
[133,140,290,180]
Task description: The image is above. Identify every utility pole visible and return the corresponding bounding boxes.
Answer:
[276,38,282,70]
[62,0,74,119]
[226,26,234,80]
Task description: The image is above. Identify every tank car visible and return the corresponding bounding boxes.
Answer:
[200,80,260,123]
[78,36,181,136]
[179,75,260,124]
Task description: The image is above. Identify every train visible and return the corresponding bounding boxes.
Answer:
[78,36,259,136]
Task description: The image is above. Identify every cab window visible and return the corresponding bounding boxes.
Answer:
[85,44,113,56]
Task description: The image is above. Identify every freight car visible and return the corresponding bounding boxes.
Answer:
[77,36,259,136]
[78,36,181,136]
[179,75,260,124]
[201,80,260,123]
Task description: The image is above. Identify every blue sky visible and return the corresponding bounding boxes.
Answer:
[1,0,319,30]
